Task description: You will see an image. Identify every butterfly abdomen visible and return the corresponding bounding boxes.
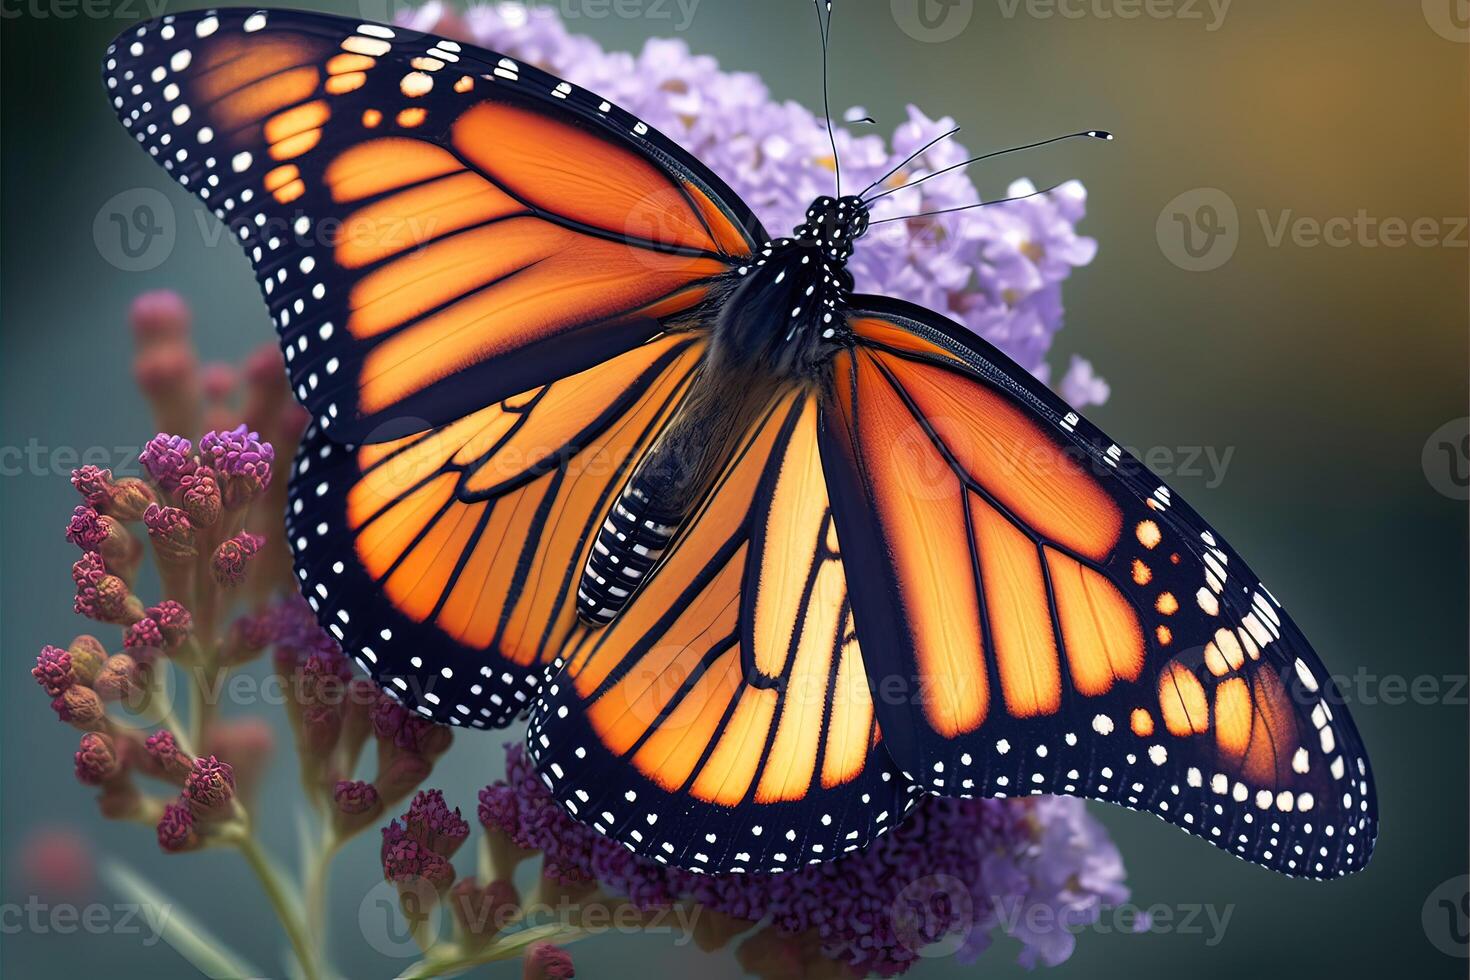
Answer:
[577,483,679,625]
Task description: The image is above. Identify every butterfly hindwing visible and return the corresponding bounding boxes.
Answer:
[285,333,706,726]
[104,8,761,444]
[822,296,1377,879]
[527,391,918,873]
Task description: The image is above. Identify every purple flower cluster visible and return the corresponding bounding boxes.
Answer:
[478,744,1127,975]
[199,424,275,484]
[401,2,1107,404]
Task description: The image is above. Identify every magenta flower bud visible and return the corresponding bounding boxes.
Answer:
[138,434,194,490]
[200,425,275,507]
[143,504,196,563]
[145,601,193,649]
[404,789,470,858]
[523,943,575,980]
[371,694,409,743]
[65,506,108,551]
[71,552,106,588]
[211,531,265,587]
[70,466,114,508]
[33,646,74,697]
[74,732,121,785]
[177,466,221,528]
[183,756,235,819]
[123,618,164,655]
[145,730,193,781]
[53,686,105,730]
[381,828,455,891]
[201,362,237,402]
[156,801,200,852]
[397,716,453,757]
[477,784,519,837]
[130,290,191,343]
[92,654,143,703]
[74,574,143,625]
[66,635,108,685]
[106,477,158,522]
[334,780,381,816]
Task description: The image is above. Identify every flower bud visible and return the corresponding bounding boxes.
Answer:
[404,789,470,858]
[33,646,74,697]
[156,800,200,852]
[130,290,191,345]
[183,756,235,820]
[144,730,192,780]
[144,504,196,563]
[106,477,158,521]
[71,552,105,588]
[53,685,106,730]
[65,506,108,551]
[212,530,264,586]
[123,618,164,657]
[145,601,193,649]
[523,943,575,980]
[74,732,121,785]
[200,425,275,508]
[92,654,142,703]
[382,825,455,893]
[138,434,194,490]
[177,466,221,528]
[335,779,381,816]
[70,466,114,508]
[66,635,108,685]
[74,574,144,624]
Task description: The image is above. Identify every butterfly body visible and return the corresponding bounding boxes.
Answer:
[578,195,868,625]
[105,8,1376,881]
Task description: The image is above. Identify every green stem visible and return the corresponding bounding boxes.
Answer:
[305,829,343,958]
[397,924,587,980]
[236,835,322,980]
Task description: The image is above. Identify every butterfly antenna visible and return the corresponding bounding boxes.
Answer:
[867,180,1073,224]
[814,0,841,196]
[855,126,961,199]
[863,130,1112,203]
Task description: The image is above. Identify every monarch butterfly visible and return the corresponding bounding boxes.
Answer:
[104,6,1376,879]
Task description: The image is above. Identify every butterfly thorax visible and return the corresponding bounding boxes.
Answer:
[576,195,869,626]
[713,194,868,376]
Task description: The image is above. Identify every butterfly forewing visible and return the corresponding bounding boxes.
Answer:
[103,8,760,445]
[106,8,764,722]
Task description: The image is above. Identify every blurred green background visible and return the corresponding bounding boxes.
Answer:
[3,0,1466,977]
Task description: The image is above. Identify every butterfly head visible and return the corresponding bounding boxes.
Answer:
[795,195,869,262]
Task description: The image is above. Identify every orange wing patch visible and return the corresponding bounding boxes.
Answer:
[336,335,701,670]
[560,393,883,807]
